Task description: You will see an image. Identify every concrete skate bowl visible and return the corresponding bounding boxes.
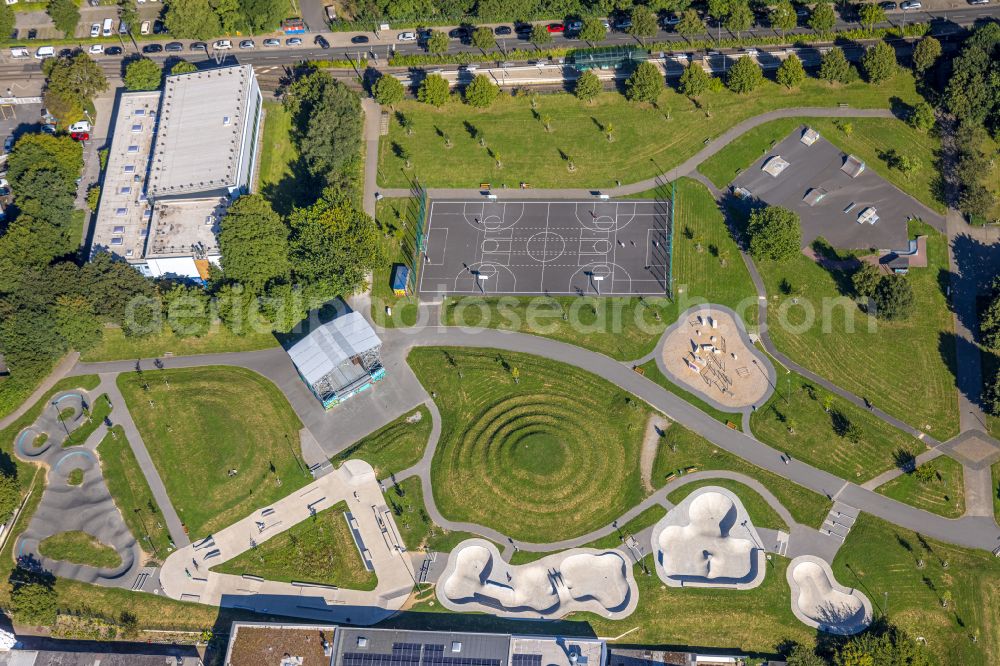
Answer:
[651,486,765,589]
[787,556,872,635]
[438,539,637,619]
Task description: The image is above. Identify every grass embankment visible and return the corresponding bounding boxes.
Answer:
[96,425,174,560]
[81,324,278,362]
[61,394,112,448]
[409,347,650,542]
[652,422,831,529]
[750,371,925,482]
[757,220,959,438]
[117,366,309,538]
[333,405,431,480]
[637,359,743,428]
[877,455,966,518]
[211,501,377,590]
[833,513,1000,665]
[700,116,944,213]
[379,75,923,190]
[370,197,421,328]
[443,178,758,360]
[389,476,483,553]
[38,531,122,569]
[667,479,789,532]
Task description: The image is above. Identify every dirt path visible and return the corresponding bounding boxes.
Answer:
[640,413,671,493]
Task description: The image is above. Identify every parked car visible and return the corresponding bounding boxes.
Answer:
[213,39,232,49]
[190,41,207,50]
[165,41,183,51]
[58,48,73,57]
[613,17,631,30]
[900,0,921,7]
[397,31,417,41]
[153,20,166,34]
[88,44,103,54]
[566,19,583,32]
[239,39,254,49]
[285,37,303,45]
[879,1,898,8]
[263,38,280,47]
[546,23,565,32]
[351,35,369,44]
[795,7,810,16]
[70,121,91,133]
[514,22,532,34]
[314,35,329,48]
[494,25,512,35]
[119,20,129,34]
[969,0,989,4]
[105,46,123,55]
[3,136,13,153]
[142,43,162,53]
[447,27,467,39]
[27,28,38,39]
[662,13,681,25]
[90,23,100,37]
[70,131,89,142]
[140,20,151,35]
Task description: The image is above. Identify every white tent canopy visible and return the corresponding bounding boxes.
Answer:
[287,312,381,387]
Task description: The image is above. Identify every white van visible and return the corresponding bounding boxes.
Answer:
[9,47,29,59]
[34,46,54,59]
[102,18,113,36]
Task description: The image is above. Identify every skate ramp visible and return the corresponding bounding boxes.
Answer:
[787,555,872,635]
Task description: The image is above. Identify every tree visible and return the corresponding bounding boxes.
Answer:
[859,3,886,29]
[748,206,801,261]
[629,5,659,43]
[0,474,19,524]
[417,74,450,107]
[911,36,941,74]
[579,17,606,43]
[908,101,935,132]
[945,23,1000,126]
[53,295,102,352]
[862,41,896,83]
[471,26,495,50]
[776,53,806,88]
[169,60,198,75]
[809,2,836,32]
[707,0,731,20]
[981,288,1000,350]
[0,3,14,41]
[7,133,83,192]
[852,263,881,299]
[426,30,449,54]
[124,58,163,91]
[726,55,763,93]
[625,61,664,103]
[676,9,704,40]
[785,644,826,666]
[820,47,857,84]
[239,0,285,33]
[79,251,156,325]
[835,622,930,666]
[464,74,500,108]
[218,194,289,293]
[678,61,711,97]
[117,0,138,32]
[574,70,602,103]
[42,53,107,112]
[285,72,362,182]
[9,581,57,626]
[914,463,936,483]
[372,72,404,107]
[164,0,222,40]
[725,2,754,38]
[530,24,552,46]
[47,0,79,36]
[873,274,915,320]
[164,284,211,337]
[960,182,995,219]
[86,184,101,212]
[985,369,1000,416]
[770,0,797,36]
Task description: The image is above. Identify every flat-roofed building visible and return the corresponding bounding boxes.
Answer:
[90,65,263,280]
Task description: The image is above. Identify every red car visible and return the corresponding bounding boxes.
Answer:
[546,23,565,33]
[70,131,89,142]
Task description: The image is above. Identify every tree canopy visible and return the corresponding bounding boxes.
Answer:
[169,60,199,75]
[911,36,941,74]
[418,73,450,106]
[770,1,797,35]
[748,206,801,261]
[46,0,79,36]
[629,5,658,42]
[726,55,763,93]
[872,274,915,320]
[219,194,290,294]
[625,61,664,103]
[820,47,857,84]
[464,74,500,108]
[776,53,806,88]
[808,2,835,32]
[862,42,896,83]
[285,70,363,185]
[579,17,606,43]
[426,30,449,53]
[124,58,163,91]
[678,61,711,97]
[859,3,886,28]
[574,70,602,102]
[372,72,405,106]
[945,23,1000,128]
[471,26,495,50]
[42,53,107,128]
[164,0,222,39]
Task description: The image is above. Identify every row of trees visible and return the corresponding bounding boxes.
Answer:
[783,619,930,665]
[41,53,107,129]
[164,0,289,40]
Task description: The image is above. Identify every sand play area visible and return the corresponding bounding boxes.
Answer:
[659,306,774,410]
[787,555,872,635]
[437,539,638,619]
[651,486,766,589]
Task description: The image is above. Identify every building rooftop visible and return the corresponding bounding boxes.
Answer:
[146,196,227,259]
[90,90,160,261]
[511,636,604,666]
[287,312,382,388]
[147,65,256,198]
[0,652,199,666]
[226,624,335,666]
[333,627,511,666]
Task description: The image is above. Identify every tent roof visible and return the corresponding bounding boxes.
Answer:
[286,312,381,386]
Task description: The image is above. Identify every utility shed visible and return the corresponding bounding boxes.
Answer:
[286,312,385,409]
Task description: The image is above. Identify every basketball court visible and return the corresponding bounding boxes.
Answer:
[418,199,671,296]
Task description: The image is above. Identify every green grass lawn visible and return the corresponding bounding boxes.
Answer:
[700,117,944,213]
[833,513,1000,665]
[39,530,122,569]
[441,178,758,360]
[257,100,309,214]
[332,405,431,480]
[96,425,174,561]
[757,220,959,438]
[61,394,111,448]
[389,476,483,553]
[81,323,278,362]
[993,461,1000,526]
[380,75,923,190]
[211,500,377,590]
[750,371,925,482]
[409,347,651,542]
[652,422,831,529]
[877,456,966,518]
[638,359,743,428]
[667,479,789,532]
[117,366,310,539]
[67,469,83,486]
[370,198,420,329]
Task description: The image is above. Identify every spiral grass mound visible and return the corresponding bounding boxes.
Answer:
[409,347,650,542]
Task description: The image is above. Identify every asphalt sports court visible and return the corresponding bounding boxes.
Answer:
[418,199,670,296]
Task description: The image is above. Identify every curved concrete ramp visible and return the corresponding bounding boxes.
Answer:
[652,486,766,589]
[787,555,872,635]
[438,539,637,619]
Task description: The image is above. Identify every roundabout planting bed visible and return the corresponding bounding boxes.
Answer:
[408,347,650,543]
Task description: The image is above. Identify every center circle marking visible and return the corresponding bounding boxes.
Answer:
[525,231,566,264]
